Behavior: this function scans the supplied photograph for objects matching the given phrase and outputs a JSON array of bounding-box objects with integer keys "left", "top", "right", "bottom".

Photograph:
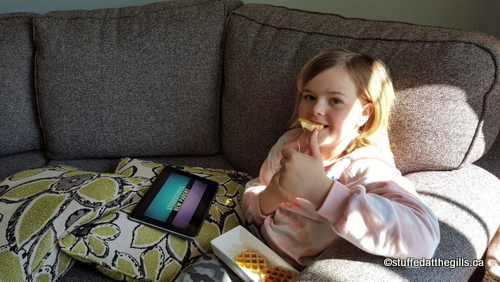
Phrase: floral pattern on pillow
[
  {"left": 0, "top": 166, "right": 146, "bottom": 281},
  {"left": 59, "top": 158, "right": 253, "bottom": 281}
]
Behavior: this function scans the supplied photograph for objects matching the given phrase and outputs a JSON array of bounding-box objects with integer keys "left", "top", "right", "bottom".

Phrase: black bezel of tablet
[{"left": 129, "top": 166, "right": 218, "bottom": 239}]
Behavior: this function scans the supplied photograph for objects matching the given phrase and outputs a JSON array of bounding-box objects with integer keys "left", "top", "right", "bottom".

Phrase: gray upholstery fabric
[
  {"left": 221, "top": 4, "right": 500, "bottom": 176},
  {"left": 475, "top": 133, "right": 500, "bottom": 179},
  {"left": 59, "top": 262, "right": 114, "bottom": 282},
  {"left": 1, "top": 2, "right": 499, "bottom": 281},
  {"left": 47, "top": 153, "right": 236, "bottom": 173},
  {"left": 296, "top": 165, "right": 500, "bottom": 282},
  {"left": 0, "top": 13, "right": 43, "bottom": 157},
  {"left": 0, "top": 151, "right": 47, "bottom": 181},
  {"left": 34, "top": 0, "right": 242, "bottom": 159}
]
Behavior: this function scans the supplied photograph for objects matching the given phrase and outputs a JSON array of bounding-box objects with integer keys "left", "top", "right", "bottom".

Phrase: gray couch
[{"left": 1, "top": 0, "right": 500, "bottom": 281}]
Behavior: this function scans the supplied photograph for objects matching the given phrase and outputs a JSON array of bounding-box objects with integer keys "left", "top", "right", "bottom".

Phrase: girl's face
[{"left": 298, "top": 66, "right": 372, "bottom": 160}]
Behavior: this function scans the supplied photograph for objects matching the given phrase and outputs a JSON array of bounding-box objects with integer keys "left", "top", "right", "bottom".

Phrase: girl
[{"left": 242, "top": 48, "right": 440, "bottom": 269}]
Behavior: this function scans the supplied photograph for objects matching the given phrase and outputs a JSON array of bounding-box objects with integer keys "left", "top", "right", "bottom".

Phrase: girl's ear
[{"left": 358, "top": 102, "right": 373, "bottom": 127}]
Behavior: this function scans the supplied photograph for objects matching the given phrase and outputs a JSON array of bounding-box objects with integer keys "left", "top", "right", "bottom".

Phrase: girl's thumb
[{"left": 308, "top": 130, "right": 322, "bottom": 159}]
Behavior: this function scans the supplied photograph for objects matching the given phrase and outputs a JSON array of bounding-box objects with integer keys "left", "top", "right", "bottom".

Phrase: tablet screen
[{"left": 129, "top": 166, "right": 218, "bottom": 238}]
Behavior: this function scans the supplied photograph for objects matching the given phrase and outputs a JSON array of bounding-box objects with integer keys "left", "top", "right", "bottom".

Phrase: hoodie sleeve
[
  {"left": 242, "top": 142, "right": 279, "bottom": 225},
  {"left": 242, "top": 130, "right": 299, "bottom": 225},
  {"left": 317, "top": 156, "right": 440, "bottom": 259}
]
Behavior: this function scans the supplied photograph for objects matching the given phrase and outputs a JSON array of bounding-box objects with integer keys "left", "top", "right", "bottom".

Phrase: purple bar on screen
[{"left": 171, "top": 180, "right": 207, "bottom": 228}]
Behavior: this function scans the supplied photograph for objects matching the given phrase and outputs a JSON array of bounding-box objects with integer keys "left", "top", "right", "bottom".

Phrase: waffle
[
  {"left": 298, "top": 118, "right": 324, "bottom": 131},
  {"left": 234, "top": 250, "right": 268, "bottom": 273},
  {"left": 262, "top": 267, "right": 297, "bottom": 282}
]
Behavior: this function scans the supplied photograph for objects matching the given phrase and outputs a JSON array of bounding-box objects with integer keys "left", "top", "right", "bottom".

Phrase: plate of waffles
[{"left": 211, "top": 226, "right": 299, "bottom": 281}]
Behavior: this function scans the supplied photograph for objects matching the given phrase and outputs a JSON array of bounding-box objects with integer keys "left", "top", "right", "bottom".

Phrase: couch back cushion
[
  {"left": 0, "top": 13, "right": 44, "bottom": 157},
  {"left": 34, "top": 0, "right": 242, "bottom": 159},
  {"left": 221, "top": 4, "right": 500, "bottom": 176}
]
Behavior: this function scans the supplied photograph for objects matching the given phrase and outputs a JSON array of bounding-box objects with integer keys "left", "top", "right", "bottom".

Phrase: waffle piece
[
  {"left": 234, "top": 250, "right": 268, "bottom": 273},
  {"left": 298, "top": 118, "right": 324, "bottom": 131},
  {"left": 262, "top": 267, "right": 297, "bottom": 282}
]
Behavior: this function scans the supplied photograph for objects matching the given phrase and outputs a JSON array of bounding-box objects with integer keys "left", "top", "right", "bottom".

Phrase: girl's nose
[{"left": 313, "top": 100, "right": 326, "bottom": 116}]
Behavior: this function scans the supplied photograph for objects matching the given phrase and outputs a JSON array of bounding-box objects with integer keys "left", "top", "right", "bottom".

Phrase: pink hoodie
[{"left": 243, "top": 129, "right": 440, "bottom": 268}]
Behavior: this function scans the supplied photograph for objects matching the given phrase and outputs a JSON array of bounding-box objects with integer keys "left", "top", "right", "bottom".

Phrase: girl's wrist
[
  {"left": 310, "top": 177, "right": 334, "bottom": 209},
  {"left": 259, "top": 185, "right": 284, "bottom": 215}
]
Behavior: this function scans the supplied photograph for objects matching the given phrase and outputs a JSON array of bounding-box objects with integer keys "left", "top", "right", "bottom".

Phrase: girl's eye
[
  {"left": 303, "top": 95, "right": 315, "bottom": 101},
  {"left": 331, "top": 98, "right": 343, "bottom": 104}
]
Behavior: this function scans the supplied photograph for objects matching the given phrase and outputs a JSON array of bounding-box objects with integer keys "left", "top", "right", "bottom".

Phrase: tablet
[{"left": 129, "top": 166, "right": 218, "bottom": 239}]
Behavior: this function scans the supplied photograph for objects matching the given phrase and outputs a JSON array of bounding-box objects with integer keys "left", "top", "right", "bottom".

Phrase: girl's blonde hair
[{"left": 291, "top": 48, "right": 395, "bottom": 154}]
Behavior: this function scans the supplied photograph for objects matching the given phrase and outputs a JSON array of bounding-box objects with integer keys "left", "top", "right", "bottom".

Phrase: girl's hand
[
  {"left": 279, "top": 130, "right": 333, "bottom": 208},
  {"left": 259, "top": 171, "right": 296, "bottom": 215},
  {"left": 269, "top": 171, "right": 297, "bottom": 202}
]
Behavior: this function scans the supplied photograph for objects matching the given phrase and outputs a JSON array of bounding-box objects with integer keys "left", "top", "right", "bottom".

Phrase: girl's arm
[
  {"left": 318, "top": 159, "right": 440, "bottom": 259},
  {"left": 277, "top": 130, "right": 439, "bottom": 259},
  {"left": 258, "top": 171, "right": 296, "bottom": 215},
  {"left": 242, "top": 130, "right": 299, "bottom": 225}
]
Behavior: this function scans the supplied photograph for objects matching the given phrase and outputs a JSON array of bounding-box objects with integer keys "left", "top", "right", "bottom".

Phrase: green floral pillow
[
  {"left": 59, "top": 158, "right": 253, "bottom": 281},
  {"left": 0, "top": 165, "right": 146, "bottom": 281}
]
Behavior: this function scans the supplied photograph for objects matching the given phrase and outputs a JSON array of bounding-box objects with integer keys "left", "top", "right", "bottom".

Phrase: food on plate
[
  {"left": 262, "top": 267, "right": 297, "bottom": 282},
  {"left": 234, "top": 250, "right": 268, "bottom": 273},
  {"left": 234, "top": 250, "right": 296, "bottom": 281}
]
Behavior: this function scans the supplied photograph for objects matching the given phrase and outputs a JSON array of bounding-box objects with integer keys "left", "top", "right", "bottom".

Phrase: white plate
[{"left": 211, "top": 225, "right": 299, "bottom": 282}]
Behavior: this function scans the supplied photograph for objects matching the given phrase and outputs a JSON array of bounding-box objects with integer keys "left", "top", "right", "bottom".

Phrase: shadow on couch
[
  {"left": 420, "top": 191, "right": 491, "bottom": 242},
  {"left": 299, "top": 221, "right": 479, "bottom": 282}
]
